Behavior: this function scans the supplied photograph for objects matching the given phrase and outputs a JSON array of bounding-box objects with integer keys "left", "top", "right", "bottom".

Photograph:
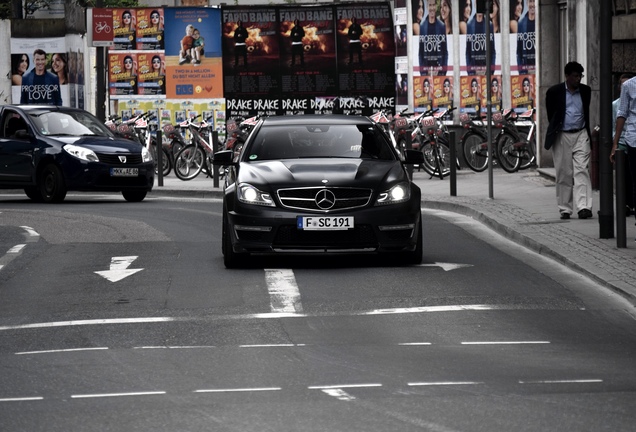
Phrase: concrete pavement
[{"left": 150, "top": 167, "right": 636, "bottom": 306}]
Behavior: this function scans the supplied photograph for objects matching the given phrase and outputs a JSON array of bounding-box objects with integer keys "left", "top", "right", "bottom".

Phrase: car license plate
[
  {"left": 297, "top": 216, "right": 354, "bottom": 230},
  {"left": 110, "top": 168, "right": 138, "bottom": 177}
]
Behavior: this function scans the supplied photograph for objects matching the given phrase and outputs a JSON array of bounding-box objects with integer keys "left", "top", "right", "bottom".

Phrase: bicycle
[
  {"left": 459, "top": 111, "right": 504, "bottom": 172},
  {"left": 416, "top": 107, "right": 459, "bottom": 179},
  {"left": 369, "top": 108, "right": 400, "bottom": 152},
  {"left": 173, "top": 114, "right": 218, "bottom": 181},
  {"left": 495, "top": 108, "right": 537, "bottom": 173}
]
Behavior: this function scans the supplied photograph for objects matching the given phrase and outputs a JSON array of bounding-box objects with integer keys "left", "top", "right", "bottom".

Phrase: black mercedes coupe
[{"left": 213, "top": 114, "right": 424, "bottom": 268}]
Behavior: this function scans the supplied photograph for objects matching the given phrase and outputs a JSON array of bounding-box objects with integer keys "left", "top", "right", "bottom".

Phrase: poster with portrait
[
  {"left": 136, "top": 8, "right": 165, "bottom": 50},
  {"left": 460, "top": 75, "right": 484, "bottom": 114},
  {"left": 10, "top": 37, "right": 68, "bottom": 106},
  {"left": 413, "top": 75, "right": 434, "bottom": 111},
  {"left": 511, "top": 74, "right": 535, "bottom": 114},
  {"left": 335, "top": 3, "right": 396, "bottom": 98},
  {"left": 433, "top": 75, "right": 453, "bottom": 110},
  {"left": 163, "top": 7, "right": 223, "bottom": 99},
  {"left": 510, "top": 0, "right": 536, "bottom": 75},
  {"left": 222, "top": 7, "right": 281, "bottom": 97},
  {"left": 489, "top": 74, "right": 503, "bottom": 112},
  {"left": 137, "top": 52, "right": 165, "bottom": 95},
  {"left": 109, "top": 52, "right": 137, "bottom": 95},
  {"left": 415, "top": 0, "right": 451, "bottom": 77},
  {"left": 278, "top": 6, "right": 337, "bottom": 97},
  {"left": 113, "top": 8, "right": 136, "bottom": 50},
  {"left": 460, "top": 0, "right": 500, "bottom": 76}
]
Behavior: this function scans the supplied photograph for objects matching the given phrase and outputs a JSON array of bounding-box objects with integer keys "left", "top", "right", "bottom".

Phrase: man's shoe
[
  {"left": 578, "top": 209, "right": 593, "bottom": 219},
  {"left": 560, "top": 213, "right": 570, "bottom": 220}
]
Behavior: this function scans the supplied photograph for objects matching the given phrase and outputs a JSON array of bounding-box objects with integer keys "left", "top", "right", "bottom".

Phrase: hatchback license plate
[
  {"left": 297, "top": 216, "right": 354, "bottom": 230},
  {"left": 110, "top": 168, "right": 138, "bottom": 177}
]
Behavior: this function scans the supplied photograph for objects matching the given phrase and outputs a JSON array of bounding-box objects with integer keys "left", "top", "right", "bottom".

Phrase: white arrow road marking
[
  {"left": 416, "top": 262, "right": 473, "bottom": 271},
  {"left": 95, "top": 256, "right": 143, "bottom": 282},
  {"left": 265, "top": 269, "right": 304, "bottom": 313}
]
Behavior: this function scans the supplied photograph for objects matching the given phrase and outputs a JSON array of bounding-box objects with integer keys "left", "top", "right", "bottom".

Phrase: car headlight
[
  {"left": 375, "top": 182, "right": 411, "bottom": 205},
  {"left": 238, "top": 183, "right": 275, "bottom": 207},
  {"left": 63, "top": 144, "right": 99, "bottom": 162},
  {"left": 141, "top": 146, "right": 153, "bottom": 163}
]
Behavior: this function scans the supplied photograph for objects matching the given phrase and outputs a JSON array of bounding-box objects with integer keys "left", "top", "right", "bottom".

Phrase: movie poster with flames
[
  {"left": 278, "top": 6, "right": 337, "bottom": 97},
  {"left": 222, "top": 8, "right": 281, "bottom": 97},
  {"left": 335, "top": 3, "right": 395, "bottom": 96}
]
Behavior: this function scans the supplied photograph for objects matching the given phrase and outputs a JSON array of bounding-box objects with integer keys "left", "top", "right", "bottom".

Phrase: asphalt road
[{"left": 1, "top": 194, "right": 636, "bottom": 431}]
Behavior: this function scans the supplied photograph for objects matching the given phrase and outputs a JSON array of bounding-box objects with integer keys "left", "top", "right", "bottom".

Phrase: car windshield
[
  {"left": 29, "top": 111, "right": 112, "bottom": 137},
  {"left": 246, "top": 124, "right": 396, "bottom": 161}
]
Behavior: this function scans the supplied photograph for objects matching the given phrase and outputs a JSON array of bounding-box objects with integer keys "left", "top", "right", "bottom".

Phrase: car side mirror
[
  {"left": 402, "top": 149, "right": 424, "bottom": 165},
  {"left": 14, "top": 129, "right": 31, "bottom": 140},
  {"left": 213, "top": 149, "right": 236, "bottom": 166}
]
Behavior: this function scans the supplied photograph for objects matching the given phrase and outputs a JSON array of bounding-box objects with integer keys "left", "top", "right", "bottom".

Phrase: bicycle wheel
[
  {"left": 496, "top": 132, "right": 521, "bottom": 173},
  {"left": 420, "top": 140, "right": 451, "bottom": 179},
  {"left": 518, "top": 136, "right": 536, "bottom": 170},
  {"left": 174, "top": 145, "right": 205, "bottom": 181},
  {"left": 461, "top": 131, "right": 489, "bottom": 172},
  {"left": 153, "top": 145, "right": 172, "bottom": 177}
]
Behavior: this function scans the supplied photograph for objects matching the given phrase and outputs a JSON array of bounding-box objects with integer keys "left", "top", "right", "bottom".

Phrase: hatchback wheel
[{"left": 39, "top": 164, "right": 67, "bottom": 203}]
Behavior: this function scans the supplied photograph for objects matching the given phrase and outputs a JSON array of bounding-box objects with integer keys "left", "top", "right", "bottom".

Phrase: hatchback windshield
[
  {"left": 29, "top": 111, "right": 112, "bottom": 137},
  {"left": 246, "top": 124, "right": 396, "bottom": 161}
]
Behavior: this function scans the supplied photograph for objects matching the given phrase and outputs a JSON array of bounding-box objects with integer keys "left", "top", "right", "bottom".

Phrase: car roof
[
  {"left": 260, "top": 114, "right": 374, "bottom": 127},
  {"left": 2, "top": 105, "right": 87, "bottom": 115}
]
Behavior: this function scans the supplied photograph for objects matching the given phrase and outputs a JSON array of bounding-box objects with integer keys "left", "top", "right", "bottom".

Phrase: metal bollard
[
  {"left": 212, "top": 130, "right": 219, "bottom": 188},
  {"left": 616, "top": 149, "right": 626, "bottom": 248},
  {"left": 449, "top": 131, "right": 456, "bottom": 196},
  {"left": 156, "top": 130, "right": 163, "bottom": 187}
]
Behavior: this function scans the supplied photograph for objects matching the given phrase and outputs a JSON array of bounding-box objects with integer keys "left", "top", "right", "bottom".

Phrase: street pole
[
  {"left": 599, "top": 4, "right": 613, "bottom": 238},
  {"left": 485, "top": 0, "right": 493, "bottom": 199},
  {"left": 95, "top": 0, "right": 106, "bottom": 122}
]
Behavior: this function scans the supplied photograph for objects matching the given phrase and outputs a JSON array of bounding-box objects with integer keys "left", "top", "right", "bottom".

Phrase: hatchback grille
[
  {"left": 277, "top": 187, "right": 372, "bottom": 212},
  {"left": 97, "top": 153, "right": 143, "bottom": 165}
]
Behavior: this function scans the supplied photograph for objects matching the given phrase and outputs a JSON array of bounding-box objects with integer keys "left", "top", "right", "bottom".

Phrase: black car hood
[
  {"left": 53, "top": 135, "right": 143, "bottom": 153},
  {"left": 237, "top": 159, "right": 406, "bottom": 189}
]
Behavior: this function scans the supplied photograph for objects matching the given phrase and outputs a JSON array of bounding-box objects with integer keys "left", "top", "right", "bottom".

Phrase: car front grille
[
  {"left": 277, "top": 187, "right": 372, "bottom": 212},
  {"left": 96, "top": 153, "right": 144, "bottom": 165},
  {"left": 273, "top": 224, "right": 377, "bottom": 248}
]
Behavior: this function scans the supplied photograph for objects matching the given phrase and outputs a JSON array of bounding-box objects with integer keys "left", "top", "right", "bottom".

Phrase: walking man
[{"left": 544, "top": 61, "right": 593, "bottom": 220}]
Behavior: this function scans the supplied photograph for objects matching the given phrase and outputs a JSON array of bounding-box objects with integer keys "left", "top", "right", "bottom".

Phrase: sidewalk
[{"left": 150, "top": 167, "right": 636, "bottom": 305}]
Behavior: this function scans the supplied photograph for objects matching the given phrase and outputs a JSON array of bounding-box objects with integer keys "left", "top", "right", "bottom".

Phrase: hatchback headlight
[
  {"left": 63, "top": 144, "right": 99, "bottom": 162},
  {"left": 238, "top": 183, "right": 275, "bottom": 207},
  {"left": 376, "top": 182, "right": 411, "bottom": 205}
]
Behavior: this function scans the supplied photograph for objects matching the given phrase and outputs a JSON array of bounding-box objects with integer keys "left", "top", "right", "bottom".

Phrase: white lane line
[
  {"left": 398, "top": 342, "right": 432, "bottom": 346},
  {"left": 322, "top": 389, "right": 356, "bottom": 401},
  {"left": 308, "top": 384, "right": 382, "bottom": 390},
  {"left": 0, "top": 397, "right": 44, "bottom": 402},
  {"left": 0, "top": 317, "right": 176, "bottom": 331},
  {"left": 408, "top": 382, "right": 483, "bottom": 386},
  {"left": 461, "top": 341, "right": 551, "bottom": 345},
  {"left": 194, "top": 387, "right": 281, "bottom": 393},
  {"left": 71, "top": 391, "right": 166, "bottom": 399},
  {"left": 20, "top": 226, "right": 40, "bottom": 238},
  {"left": 7, "top": 244, "right": 25, "bottom": 254},
  {"left": 265, "top": 269, "right": 304, "bottom": 314},
  {"left": 239, "top": 344, "right": 306, "bottom": 348},
  {"left": 15, "top": 347, "right": 108, "bottom": 355},
  {"left": 519, "top": 379, "right": 603, "bottom": 384}
]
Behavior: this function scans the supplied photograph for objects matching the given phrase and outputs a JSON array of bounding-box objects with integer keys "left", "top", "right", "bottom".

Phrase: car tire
[
  {"left": 223, "top": 213, "right": 246, "bottom": 269},
  {"left": 24, "top": 187, "right": 43, "bottom": 202},
  {"left": 39, "top": 164, "right": 67, "bottom": 203},
  {"left": 122, "top": 190, "right": 147, "bottom": 202}
]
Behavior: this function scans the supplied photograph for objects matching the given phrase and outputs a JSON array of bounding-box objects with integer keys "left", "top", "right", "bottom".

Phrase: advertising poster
[
  {"left": 460, "top": 75, "right": 484, "bottom": 114},
  {"left": 414, "top": 75, "right": 433, "bottom": 111},
  {"left": 108, "top": 52, "right": 137, "bottom": 95},
  {"left": 136, "top": 8, "right": 165, "bottom": 50},
  {"left": 335, "top": 3, "right": 396, "bottom": 98},
  {"left": 278, "top": 6, "right": 337, "bottom": 97},
  {"left": 433, "top": 75, "right": 453, "bottom": 110},
  {"left": 461, "top": 0, "right": 498, "bottom": 76},
  {"left": 163, "top": 7, "right": 223, "bottom": 99},
  {"left": 511, "top": 0, "right": 536, "bottom": 75},
  {"left": 489, "top": 74, "right": 503, "bottom": 112},
  {"left": 137, "top": 52, "right": 166, "bottom": 95},
  {"left": 416, "top": 0, "right": 450, "bottom": 77},
  {"left": 113, "top": 8, "right": 136, "bottom": 50},
  {"left": 10, "top": 37, "right": 68, "bottom": 106},
  {"left": 222, "top": 7, "right": 281, "bottom": 97},
  {"left": 511, "top": 74, "right": 535, "bottom": 114}
]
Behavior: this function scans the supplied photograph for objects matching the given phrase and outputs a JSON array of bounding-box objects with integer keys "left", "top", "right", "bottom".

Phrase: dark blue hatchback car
[{"left": 0, "top": 105, "right": 154, "bottom": 202}]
